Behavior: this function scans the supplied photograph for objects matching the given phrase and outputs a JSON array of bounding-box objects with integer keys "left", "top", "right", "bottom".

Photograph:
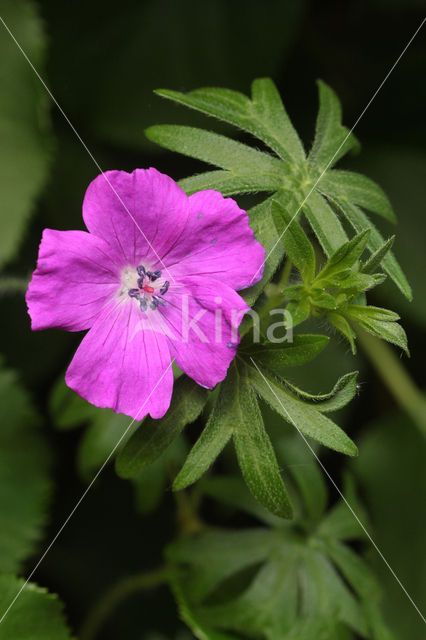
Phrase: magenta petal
[
  {"left": 165, "top": 189, "right": 265, "bottom": 290},
  {"left": 65, "top": 300, "right": 173, "bottom": 419},
  {"left": 160, "top": 276, "right": 249, "bottom": 389},
  {"left": 82, "top": 168, "right": 189, "bottom": 268},
  {"left": 26, "top": 229, "right": 120, "bottom": 331}
]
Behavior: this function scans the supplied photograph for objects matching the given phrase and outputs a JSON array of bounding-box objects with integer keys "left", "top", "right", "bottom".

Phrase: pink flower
[{"left": 26, "top": 168, "right": 264, "bottom": 419}]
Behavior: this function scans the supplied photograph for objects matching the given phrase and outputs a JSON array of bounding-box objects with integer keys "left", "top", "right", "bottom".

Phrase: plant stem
[
  {"left": 356, "top": 328, "right": 426, "bottom": 437},
  {"left": 79, "top": 566, "right": 170, "bottom": 640},
  {"left": 174, "top": 486, "right": 205, "bottom": 534}
]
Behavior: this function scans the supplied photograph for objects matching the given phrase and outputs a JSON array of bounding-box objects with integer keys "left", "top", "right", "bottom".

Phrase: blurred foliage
[
  {"left": 0, "top": 0, "right": 425, "bottom": 638},
  {"left": 0, "top": 0, "right": 52, "bottom": 268},
  {"left": 0, "top": 359, "right": 50, "bottom": 573}
]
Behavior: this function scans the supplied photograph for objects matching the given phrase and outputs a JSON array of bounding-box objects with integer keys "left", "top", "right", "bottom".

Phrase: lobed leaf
[
  {"left": 241, "top": 196, "right": 286, "bottom": 306},
  {"left": 156, "top": 77, "right": 305, "bottom": 165},
  {"left": 145, "top": 125, "right": 285, "bottom": 182},
  {"left": 361, "top": 236, "right": 394, "bottom": 274},
  {"left": 233, "top": 365, "right": 293, "bottom": 518},
  {"left": 281, "top": 371, "right": 359, "bottom": 413},
  {"left": 173, "top": 368, "right": 239, "bottom": 491},
  {"left": 247, "top": 334, "right": 329, "bottom": 370},
  {"left": 319, "top": 170, "right": 395, "bottom": 222},
  {"left": 272, "top": 198, "right": 316, "bottom": 282},
  {"left": 317, "top": 230, "right": 370, "bottom": 282},
  {"left": 0, "top": 575, "right": 74, "bottom": 639},
  {"left": 0, "top": 0, "right": 52, "bottom": 268},
  {"left": 248, "top": 363, "right": 357, "bottom": 456},
  {"left": 0, "top": 362, "right": 51, "bottom": 573},
  {"left": 328, "top": 197, "right": 411, "bottom": 299},
  {"left": 303, "top": 191, "right": 348, "bottom": 255},
  {"left": 308, "top": 80, "right": 359, "bottom": 171},
  {"left": 115, "top": 376, "right": 208, "bottom": 478},
  {"left": 179, "top": 169, "right": 280, "bottom": 196}
]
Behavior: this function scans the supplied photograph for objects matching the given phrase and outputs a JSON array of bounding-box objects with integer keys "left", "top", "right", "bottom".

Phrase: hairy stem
[
  {"left": 79, "top": 566, "right": 170, "bottom": 640},
  {"left": 357, "top": 328, "right": 426, "bottom": 436}
]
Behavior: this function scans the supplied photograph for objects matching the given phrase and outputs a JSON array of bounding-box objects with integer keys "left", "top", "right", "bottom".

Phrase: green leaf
[
  {"left": 344, "top": 304, "right": 400, "bottom": 323},
  {"left": 319, "top": 170, "right": 395, "bottom": 222},
  {"left": 157, "top": 77, "right": 305, "bottom": 165},
  {"left": 282, "top": 371, "right": 359, "bottom": 413},
  {"left": 272, "top": 198, "right": 316, "bottom": 282},
  {"left": 0, "top": 575, "right": 74, "bottom": 639},
  {"left": 250, "top": 77, "right": 305, "bottom": 163},
  {"left": 145, "top": 125, "right": 285, "bottom": 182},
  {"left": 317, "top": 230, "right": 370, "bottom": 281},
  {"left": 328, "top": 312, "right": 357, "bottom": 354},
  {"left": 308, "top": 80, "right": 359, "bottom": 171},
  {"left": 133, "top": 436, "right": 188, "bottom": 514},
  {"left": 329, "top": 197, "right": 412, "bottom": 299},
  {"left": 324, "top": 540, "right": 379, "bottom": 601},
  {"left": 282, "top": 284, "right": 305, "bottom": 300},
  {"left": 241, "top": 196, "right": 286, "bottom": 305},
  {"left": 0, "top": 361, "right": 51, "bottom": 573},
  {"left": 303, "top": 191, "right": 348, "bottom": 256},
  {"left": 77, "top": 411, "right": 139, "bottom": 479},
  {"left": 173, "top": 369, "right": 239, "bottom": 491},
  {"left": 317, "top": 473, "right": 370, "bottom": 542},
  {"left": 337, "top": 272, "right": 378, "bottom": 292},
  {"left": 179, "top": 169, "right": 279, "bottom": 196},
  {"left": 167, "top": 528, "right": 276, "bottom": 604},
  {"left": 246, "top": 334, "right": 329, "bottom": 369},
  {"left": 0, "top": 0, "right": 52, "bottom": 267},
  {"left": 49, "top": 377, "right": 97, "bottom": 430},
  {"left": 310, "top": 290, "right": 338, "bottom": 310},
  {"left": 201, "top": 476, "right": 284, "bottom": 527},
  {"left": 278, "top": 437, "right": 328, "bottom": 522},
  {"left": 115, "top": 376, "right": 208, "bottom": 478},
  {"left": 286, "top": 298, "right": 310, "bottom": 328},
  {"left": 233, "top": 365, "right": 293, "bottom": 518},
  {"left": 248, "top": 363, "right": 357, "bottom": 456},
  {"left": 355, "top": 317, "right": 409, "bottom": 355},
  {"left": 361, "top": 236, "right": 395, "bottom": 274}
]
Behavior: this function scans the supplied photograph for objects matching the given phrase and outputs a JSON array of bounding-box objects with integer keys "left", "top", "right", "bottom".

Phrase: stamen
[
  {"left": 160, "top": 281, "right": 170, "bottom": 295},
  {"left": 148, "top": 269, "right": 162, "bottom": 281},
  {"left": 127, "top": 265, "right": 169, "bottom": 314}
]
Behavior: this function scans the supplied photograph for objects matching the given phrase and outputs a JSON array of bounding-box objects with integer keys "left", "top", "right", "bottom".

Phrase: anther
[
  {"left": 150, "top": 299, "right": 159, "bottom": 310},
  {"left": 160, "top": 281, "right": 169, "bottom": 295},
  {"left": 140, "top": 297, "right": 148, "bottom": 311},
  {"left": 136, "top": 265, "right": 146, "bottom": 276},
  {"left": 148, "top": 269, "right": 162, "bottom": 281},
  {"left": 128, "top": 288, "right": 140, "bottom": 299}
]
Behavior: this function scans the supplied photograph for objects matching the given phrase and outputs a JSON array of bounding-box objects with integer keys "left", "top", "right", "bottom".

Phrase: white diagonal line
[
  {"left": 249, "top": 357, "right": 426, "bottom": 625},
  {"left": 0, "top": 359, "right": 174, "bottom": 626},
  {"left": 0, "top": 16, "right": 175, "bottom": 283},
  {"left": 250, "top": 16, "right": 426, "bottom": 285}
]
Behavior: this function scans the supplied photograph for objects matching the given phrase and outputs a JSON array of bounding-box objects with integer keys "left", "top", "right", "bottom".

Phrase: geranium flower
[{"left": 26, "top": 168, "right": 264, "bottom": 420}]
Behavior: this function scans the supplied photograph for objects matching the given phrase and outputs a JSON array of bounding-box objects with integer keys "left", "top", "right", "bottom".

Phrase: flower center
[{"left": 126, "top": 264, "right": 169, "bottom": 312}]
